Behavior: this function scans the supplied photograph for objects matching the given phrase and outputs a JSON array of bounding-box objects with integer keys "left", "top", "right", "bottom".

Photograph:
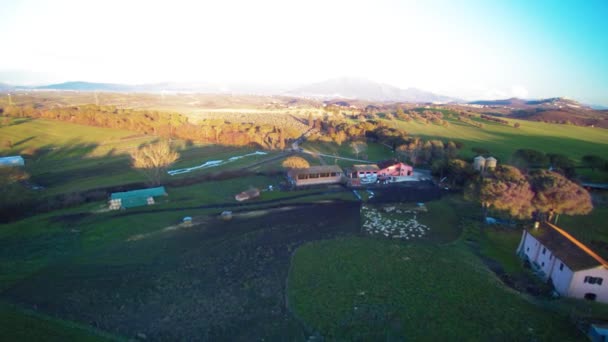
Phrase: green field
[
  {"left": 0, "top": 198, "right": 360, "bottom": 340},
  {"left": 301, "top": 140, "right": 395, "bottom": 166},
  {"left": 1, "top": 109, "right": 608, "bottom": 339},
  {"left": 288, "top": 237, "right": 583, "bottom": 340},
  {"left": 388, "top": 114, "right": 608, "bottom": 163},
  {"left": 0, "top": 302, "right": 112, "bottom": 341},
  {"left": 0, "top": 117, "right": 273, "bottom": 196}
]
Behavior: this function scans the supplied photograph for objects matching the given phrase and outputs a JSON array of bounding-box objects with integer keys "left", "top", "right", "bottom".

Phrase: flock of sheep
[{"left": 361, "top": 205, "right": 430, "bottom": 240}]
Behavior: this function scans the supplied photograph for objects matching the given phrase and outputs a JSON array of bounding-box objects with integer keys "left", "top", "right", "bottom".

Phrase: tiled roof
[{"left": 528, "top": 222, "right": 608, "bottom": 271}]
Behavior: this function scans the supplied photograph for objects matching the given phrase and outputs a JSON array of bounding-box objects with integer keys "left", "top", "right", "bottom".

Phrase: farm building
[
  {"left": 348, "top": 164, "right": 380, "bottom": 184},
  {"left": 473, "top": 156, "right": 486, "bottom": 171},
  {"left": 377, "top": 159, "right": 414, "bottom": 177},
  {"left": 109, "top": 186, "right": 167, "bottom": 210},
  {"left": 517, "top": 221, "right": 608, "bottom": 303},
  {"left": 485, "top": 156, "right": 497, "bottom": 170},
  {"left": 0, "top": 155, "right": 24, "bottom": 167},
  {"left": 287, "top": 165, "right": 344, "bottom": 187}
]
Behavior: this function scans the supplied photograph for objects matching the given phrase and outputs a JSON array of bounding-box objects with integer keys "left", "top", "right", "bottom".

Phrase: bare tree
[
  {"left": 131, "top": 141, "right": 180, "bottom": 185},
  {"left": 351, "top": 141, "right": 367, "bottom": 159}
]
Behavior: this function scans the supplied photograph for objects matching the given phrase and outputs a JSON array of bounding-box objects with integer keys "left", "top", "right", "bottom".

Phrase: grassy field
[
  {"left": 0, "top": 117, "right": 274, "bottom": 197},
  {"left": 288, "top": 193, "right": 608, "bottom": 340},
  {"left": 300, "top": 140, "right": 395, "bottom": 166},
  {"left": 1, "top": 103, "right": 607, "bottom": 340},
  {"left": 299, "top": 113, "right": 608, "bottom": 180},
  {"left": 0, "top": 302, "right": 113, "bottom": 341},
  {"left": 388, "top": 113, "right": 608, "bottom": 163},
  {"left": 288, "top": 237, "right": 583, "bottom": 340},
  {"left": 1, "top": 199, "right": 360, "bottom": 340}
]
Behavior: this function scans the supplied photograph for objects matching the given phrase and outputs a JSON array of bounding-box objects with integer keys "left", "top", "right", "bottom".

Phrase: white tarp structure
[{"left": 167, "top": 151, "right": 267, "bottom": 176}]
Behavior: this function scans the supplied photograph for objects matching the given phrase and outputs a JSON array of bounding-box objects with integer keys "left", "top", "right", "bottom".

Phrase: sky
[{"left": 0, "top": 0, "right": 607, "bottom": 104}]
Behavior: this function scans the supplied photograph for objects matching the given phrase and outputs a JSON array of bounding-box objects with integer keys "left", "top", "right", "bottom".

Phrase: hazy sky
[{"left": 1, "top": 0, "right": 607, "bottom": 104}]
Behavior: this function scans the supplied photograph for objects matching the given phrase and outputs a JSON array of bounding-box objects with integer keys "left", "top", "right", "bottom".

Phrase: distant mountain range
[
  {"left": 284, "top": 77, "right": 459, "bottom": 103},
  {"left": 1, "top": 78, "right": 459, "bottom": 103},
  {"left": 468, "top": 97, "right": 592, "bottom": 110},
  {"left": 1, "top": 79, "right": 605, "bottom": 110}
]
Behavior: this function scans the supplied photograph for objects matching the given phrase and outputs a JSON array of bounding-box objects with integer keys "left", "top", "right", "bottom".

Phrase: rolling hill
[{"left": 468, "top": 97, "right": 608, "bottom": 128}]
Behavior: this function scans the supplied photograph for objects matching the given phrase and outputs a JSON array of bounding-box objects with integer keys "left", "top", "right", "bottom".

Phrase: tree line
[{"left": 0, "top": 104, "right": 296, "bottom": 150}]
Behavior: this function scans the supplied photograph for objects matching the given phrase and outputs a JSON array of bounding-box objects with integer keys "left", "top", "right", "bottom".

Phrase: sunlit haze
[{"left": 1, "top": 0, "right": 607, "bottom": 104}]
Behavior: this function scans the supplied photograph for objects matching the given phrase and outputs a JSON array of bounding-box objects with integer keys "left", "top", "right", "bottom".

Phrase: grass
[
  {"left": 480, "top": 228, "right": 528, "bottom": 274},
  {"left": 417, "top": 195, "right": 462, "bottom": 243},
  {"left": 288, "top": 237, "right": 583, "bottom": 340},
  {"left": 0, "top": 302, "right": 113, "bottom": 341},
  {"left": 301, "top": 141, "right": 395, "bottom": 164},
  {"left": 391, "top": 113, "right": 608, "bottom": 161},
  {"left": 0, "top": 199, "right": 361, "bottom": 340},
  {"left": 0, "top": 117, "right": 276, "bottom": 197},
  {"left": 550, "top": 200, "right": 608, "bottom": 259}
]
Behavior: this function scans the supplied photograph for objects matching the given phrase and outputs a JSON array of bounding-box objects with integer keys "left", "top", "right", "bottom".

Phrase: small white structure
[
  {"left": 0, "top": 155, "right": 24, "bottom": 167},
  {"left": 473, "top": 156, "right": 486, "bottom": 171},
  {"left": 485, "top": 156, "right": 497, "bottom": 170},
  {"left": 517, "top": 222, "right": 608, "bottom": 303}
]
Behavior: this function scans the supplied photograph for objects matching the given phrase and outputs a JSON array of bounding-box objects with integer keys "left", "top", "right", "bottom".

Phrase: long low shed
[
  {"left": 287, "top": 165, "right": 344, "bottom": 187},
  {"left": 109, "top": 186, "right": 167, "bottom": 210}
]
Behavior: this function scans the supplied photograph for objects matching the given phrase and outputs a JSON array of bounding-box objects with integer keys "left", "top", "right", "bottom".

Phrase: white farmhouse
[{"left": 517, "top": 222, "right": 608, "bottom": 303}]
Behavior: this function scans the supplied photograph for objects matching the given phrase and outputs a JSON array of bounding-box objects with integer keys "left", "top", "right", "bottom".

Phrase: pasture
[
  {"left": 0, "top": 301, "right": 112, "bottom": 341},
  {"left": 388, "top": 113, "right": 608, "bottom": 163},
  {"left": 0, "top": 117, "right": 274, "bottom": 197},
  {"left": 1, "top": 99, "right": 607, "bottom": 340},
  {"left": 288, "top": 237, "right": 583, "bottom": 340},
  {"left": 1, "top": 201, "right": 360, "bottom": 340}
]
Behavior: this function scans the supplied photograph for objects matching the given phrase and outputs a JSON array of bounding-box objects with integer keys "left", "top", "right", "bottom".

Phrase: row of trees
[
  {"left": 510, "top": 148, "right": 608, "bottom": 177},
  {"left": 0, "top": 104, "right": 297, "bottom": 150},
  {"left": 480, "top": 114, "right": 510, "bottom": 125},
  {"left": 307, "top": 116, "right": 463, "bottom": 165}
]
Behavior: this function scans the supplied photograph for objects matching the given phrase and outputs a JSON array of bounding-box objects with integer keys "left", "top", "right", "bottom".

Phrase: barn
[
  {"left": 377, "top": 159, "right": 413, "bottom": 177},
  {"left": 109, "top": 186, "right": 167, "bottom": 210},
  {"left": 346, "top": 164, "right": 380, "bottom": 186},
  {"left": 287, "top": 165, "right": 344, "bottom": 187},
  {"left": 0, "top": 155, "right": 24, "bottom": 167}
]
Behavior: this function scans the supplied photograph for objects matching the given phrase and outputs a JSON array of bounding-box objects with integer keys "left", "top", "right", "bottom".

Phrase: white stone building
[{"left": 517, "top": 222, "right": 608, "bottom": 303}]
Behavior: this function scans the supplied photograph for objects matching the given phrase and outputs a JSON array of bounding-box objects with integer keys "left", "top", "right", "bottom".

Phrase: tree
[
  {"left": 277, "top": 129, "right": 286, "bottom": 150},
  {"left": 582, "top": 155, "right": 605, "bottom": 172},
  {"left": 351, "top": 141, "right": 367, "bottom": 159},
  {"left": 131, "top": 141, "right": 180, "bottom": 185},
  {"left": 547, "top": 153, "right": 575, "bottom": 178},
  {"left": 446, "top": 159, "right": 476, "bottom": 187},
  {"left": 282, "top": 156, "right": 310, "bottom": 169},
  {"left": 511, "top": 149, "right": 548, "bottom": 169},
  {"left": 529, "top": 170, "right": 593, "bottom": 217},
  {"left": 396, "top": 106, "right": 405, "bottom": 118},
  {"left": 466, "top": 165, "right": 535, "bottom": 219}
]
